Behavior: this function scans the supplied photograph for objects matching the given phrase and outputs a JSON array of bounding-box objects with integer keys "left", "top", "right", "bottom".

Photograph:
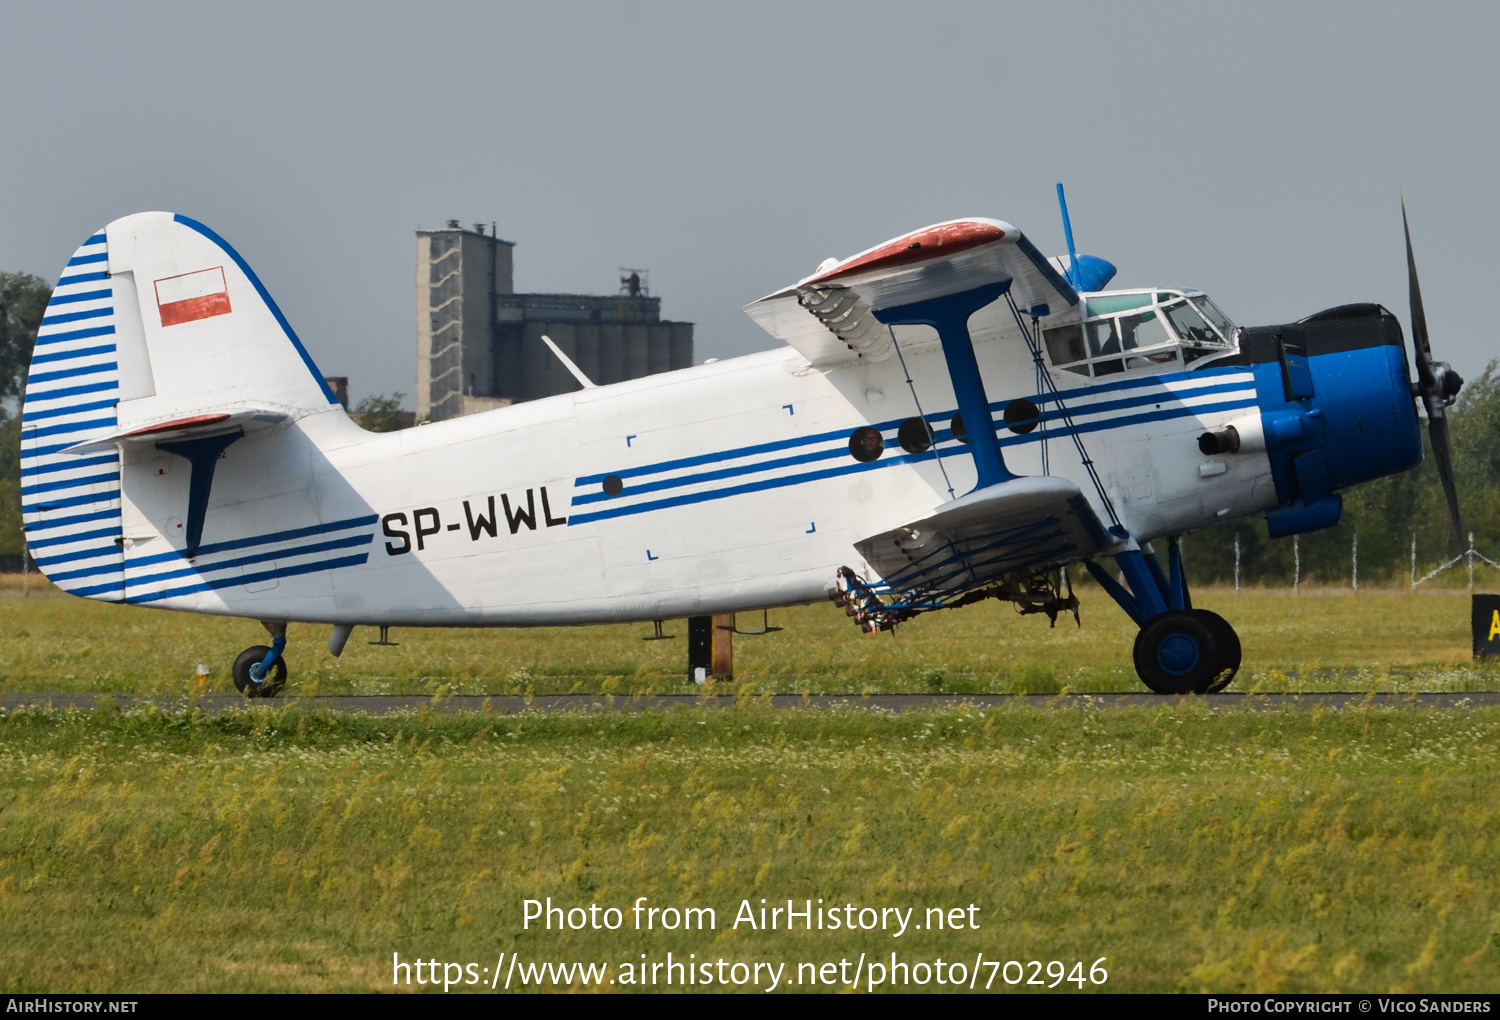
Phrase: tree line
[{"left": 1, "top": 269, "right": 1495, "bottom": 583}]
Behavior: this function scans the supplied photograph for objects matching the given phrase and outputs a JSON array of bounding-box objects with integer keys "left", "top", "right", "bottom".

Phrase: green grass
[
  {"left": 1, "top": 702, "right": 1498, "bottom": 992},
  {"left": 4, "top": 576, "right": 1497, "bottom": 992},
  {"left": 1, "top": 575, "right": 1496, "bottom": 696}
]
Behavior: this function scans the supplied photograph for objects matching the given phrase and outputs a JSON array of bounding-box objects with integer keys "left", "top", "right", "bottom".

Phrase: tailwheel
[
  {"left": 1132, "top": 609, "right": 1239, "bottom": 695},
  {"left": 233, "top": 644, "right": 287, "bottom": 698}
]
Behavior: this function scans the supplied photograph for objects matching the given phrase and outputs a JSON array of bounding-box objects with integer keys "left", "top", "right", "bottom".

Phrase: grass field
[
  {"left": 1, "top": 575, "right": 1495, "bottom": 697},
  {"left": 3, "top": 578, "right": 1500, "bottom": 994},
  {"left": 1, "top": 701, "right": 1498, "bottom": 993}
]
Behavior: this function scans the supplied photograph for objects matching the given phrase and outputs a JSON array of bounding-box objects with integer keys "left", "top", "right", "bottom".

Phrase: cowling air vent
[{"left": 797, "top": 286, "right": 893, "bottom": 361}]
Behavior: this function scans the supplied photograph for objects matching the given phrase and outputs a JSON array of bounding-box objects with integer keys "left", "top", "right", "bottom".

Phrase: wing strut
[{"left": 873, "top": 282, "right": 1015, "bottom": 490}]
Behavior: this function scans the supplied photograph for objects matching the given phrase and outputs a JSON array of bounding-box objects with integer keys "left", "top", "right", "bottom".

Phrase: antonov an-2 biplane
[{"left": 20, "top": 190, "right": 1463, "bottom": 695}]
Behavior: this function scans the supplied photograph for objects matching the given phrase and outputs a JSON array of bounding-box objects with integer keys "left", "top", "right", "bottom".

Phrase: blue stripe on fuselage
[
  {"left": 567, "top": 394, "right": 1258, "bottom": 525},
  {"left": 568, "top": 377, "right": 1257, "bottom": 521},
  {"left": 573, "top": 365, "right": 1253, "bottom": 489}
]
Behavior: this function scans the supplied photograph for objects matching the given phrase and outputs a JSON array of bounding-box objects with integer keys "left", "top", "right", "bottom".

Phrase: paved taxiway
[{"left": 2, "top": 692, "right": 1497, "bottom": 714}]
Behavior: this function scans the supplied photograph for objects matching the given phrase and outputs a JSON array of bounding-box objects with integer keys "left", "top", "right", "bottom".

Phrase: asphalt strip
[{"left": 2, "top": 692, "right": 1499, "bottom": 714}]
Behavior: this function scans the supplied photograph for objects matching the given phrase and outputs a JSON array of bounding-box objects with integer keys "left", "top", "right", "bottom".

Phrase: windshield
[
  {"left": 1189, "top": 296, "right": 1235, "bottom": 339},
  {"left": 1162, "top": 300, "right": 1219, "bottom": 344}
]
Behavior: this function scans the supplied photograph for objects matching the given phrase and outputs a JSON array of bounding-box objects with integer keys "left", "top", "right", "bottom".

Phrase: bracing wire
[
  {"left": 1006, "top": 294, "right": 1121, "bottom": 529},
  {"left": 889, "top": 325, "right": 956, "bottom": 500}
]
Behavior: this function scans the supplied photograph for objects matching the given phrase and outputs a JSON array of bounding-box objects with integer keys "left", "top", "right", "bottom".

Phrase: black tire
[
  {"left": 1132, "top": 610, "right": 1227, "bottom": 695},
  {"left": 232, "top": 645, "right": 287, "bottom": 698},
  {"left": 1192, "top": 608, "right": 1242, "bottom": 692}
]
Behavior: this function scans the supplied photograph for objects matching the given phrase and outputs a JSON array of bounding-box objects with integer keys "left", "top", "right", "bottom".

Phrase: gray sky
[{"left": 3, "top": 1, "right": 1497, "bottom": 405}]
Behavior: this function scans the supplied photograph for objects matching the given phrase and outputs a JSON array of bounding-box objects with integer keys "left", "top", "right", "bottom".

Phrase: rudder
[{"left": 21, "top": 228, "right": 127, "bottom": 599}]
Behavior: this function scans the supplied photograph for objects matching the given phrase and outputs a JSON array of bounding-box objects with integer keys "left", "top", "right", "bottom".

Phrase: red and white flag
[{"left": 154, "top": 267, "right": 232, "bottom": 327}]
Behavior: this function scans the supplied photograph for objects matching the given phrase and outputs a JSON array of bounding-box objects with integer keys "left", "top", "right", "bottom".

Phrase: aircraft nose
[{"left": 1435, "top": 361, "right": 1463, "bottom": 403}]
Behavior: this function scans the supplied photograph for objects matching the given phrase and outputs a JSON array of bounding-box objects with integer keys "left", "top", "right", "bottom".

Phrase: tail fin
[
  {"left": 95, "top": 212, "right": 336, "bottom": 420},
  {"left": 20, "top": 213, "right": 338, "bottom": 599}
]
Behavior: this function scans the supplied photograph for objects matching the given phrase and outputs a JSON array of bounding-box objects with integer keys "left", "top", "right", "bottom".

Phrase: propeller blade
[
  {"left": 1403, "top": 199, "right": 1434, "bottom": 383},
  {"left": 1402, "top": 199, "right": 1465, "bottom": 547},
  {"left": 1428, "top": 412, "right": 1465, "bottom": 549}
]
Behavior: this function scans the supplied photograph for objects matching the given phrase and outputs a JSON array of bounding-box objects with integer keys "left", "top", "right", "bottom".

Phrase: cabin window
[
  {"left": 849, "top": 426, "right": 885, "bottom": 462},
  {"left": 1003, "top": 398, "right": 1041, "bottom": 434},
  {"left": 897, "top": 417, "right": 935, "bottom": 454},
  {"left": 949, "top": 412, "right": 969, "bottom": 444}
]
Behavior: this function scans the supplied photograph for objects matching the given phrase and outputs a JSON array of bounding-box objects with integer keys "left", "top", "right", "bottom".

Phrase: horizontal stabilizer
[
  {"left": 744, "top": 218, "right": 1078, "bottom": 366},
  {"left": 61, "top": 408, "right": 289, "bottom": 455},
  {"left": 854, "top": 476, "right": 1109, "bottom": 595}
]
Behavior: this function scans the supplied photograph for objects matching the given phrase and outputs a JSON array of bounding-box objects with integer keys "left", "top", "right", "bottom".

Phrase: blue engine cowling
[{"left": 1227, "top": 304, "right": 1423, "bottom": 537}]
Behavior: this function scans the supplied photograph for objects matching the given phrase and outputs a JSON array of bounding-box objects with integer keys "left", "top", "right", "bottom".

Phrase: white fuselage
[{"left": 118, "top": 332, "right": 1275, "bottom": 626}]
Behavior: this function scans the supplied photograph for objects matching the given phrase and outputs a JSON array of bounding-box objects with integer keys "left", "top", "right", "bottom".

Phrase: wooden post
[
  {"left": 711, "top": 614, "right": 734, "bottom": 678},
  {"left": 687, "top": 616, "right": 712, "bottom": 683}
]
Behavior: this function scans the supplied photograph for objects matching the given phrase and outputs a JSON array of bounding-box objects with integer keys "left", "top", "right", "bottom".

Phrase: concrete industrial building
[{"left": 415, "top": 222, "right": 693, "bottom": 421}]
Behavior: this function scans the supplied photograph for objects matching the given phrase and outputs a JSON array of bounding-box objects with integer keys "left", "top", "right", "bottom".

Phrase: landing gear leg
[
  {"left": 1085, "top": 537, "right": 1241, "bottom": 694},
  {"left": 233, "top": 622, "right": 288, "bottom": 698}
]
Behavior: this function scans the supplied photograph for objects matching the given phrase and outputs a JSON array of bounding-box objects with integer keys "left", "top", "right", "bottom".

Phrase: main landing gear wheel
[
  {"left": 233, "top": 645, "right": 287, "bottom": 698},
  {"left": 1132, "top": 609, "right": 1240, "bottom": 695},
  {"left": 1193, "top": 608, "right": 1241, "bottom": 692}
]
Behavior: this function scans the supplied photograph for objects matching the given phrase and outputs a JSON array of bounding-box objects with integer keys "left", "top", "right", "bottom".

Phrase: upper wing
[
  {"left": 854, "top": 475, "right": 1109, "bottom": 596},
  {"left": 743, "top": 218, "right": 1079, "bottom": 366}
]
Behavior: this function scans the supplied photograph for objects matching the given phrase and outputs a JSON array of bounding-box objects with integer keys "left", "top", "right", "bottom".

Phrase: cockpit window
[
  {"left": 1162, "top": 301, "right": 1218, "bottom": 344},
  {"left": 1088, "top": 319, "right": 1121, "bottom": 358},
  {"left": 1043, "top": 290, "right": 1234, "bottom": 378},
  {"left": 1087, "top": 319, "right": 1124, "bottom": 376},
  {"left": 1189, "top": 296, "right": 1235, "bottom": 339},
  {"left": 1042, "top": 323, "right": 1089, "bottom": 376},
  {"left": 1082, "top": 293, "right": 1154, "bottom": 316},
  {"left": 1120, "top": 310, "right": 1170, "bottom": 350}
]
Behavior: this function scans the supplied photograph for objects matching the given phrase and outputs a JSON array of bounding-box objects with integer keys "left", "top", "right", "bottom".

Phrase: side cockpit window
[{"left": 1043, "top": 323, "right": 1089, "bottom": 376}]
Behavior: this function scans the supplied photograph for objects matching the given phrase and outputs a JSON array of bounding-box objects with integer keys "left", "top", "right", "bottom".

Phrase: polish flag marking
[{"left": 155, "top": 267, "right": 231, "bottom": 327}]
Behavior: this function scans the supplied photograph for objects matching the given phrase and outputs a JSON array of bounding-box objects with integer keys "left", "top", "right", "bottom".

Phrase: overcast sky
[{"left": 3, "top": 1, "right": 1497, "bottom": 405}]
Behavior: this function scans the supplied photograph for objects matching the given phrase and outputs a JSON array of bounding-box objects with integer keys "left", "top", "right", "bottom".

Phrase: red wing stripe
[
  {"left": 808, "top": 221, "right": 1006, "bottom": 284},
  {"left": 125, "top": 414, "right": 232, "bottom": 436}
]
